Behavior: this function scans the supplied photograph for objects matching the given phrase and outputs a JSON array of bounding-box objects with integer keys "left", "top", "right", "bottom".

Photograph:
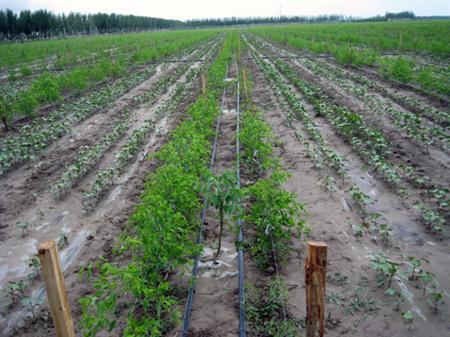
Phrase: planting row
[
  {"left": 0, "top": 37, "right": 218, "bottom": 176},
  {"left": 79, "top": 35, "right": 232, "bottom": 336},
  {"left": 82, "top": 45, "right": 219, "bottom": 212},
  {"left": 238, "top": 56, "right": 307, "bottom": 335},
  {"left": 0, "top": 29, "right": 219, "bottom": 70},
  {"left": 243, "top": 36, "right": 446, "bottom": 331},
  {"left": 250, "top": 23, "right": 450, "bottom": 97},
  {"left": 0, "top": 35, "right": 223, "bottom": 332},
  {"left": 246, "top": 38, "right": 398, "bottom": 250},
  {"left": 255, "top": 37, "right": 450, "bottom": 147},
  {"left": 246, "top": 37, "right": 447, "bottom": 234},
  {"left": 0, "top": 31, "right": 218, "bottom": 131}
]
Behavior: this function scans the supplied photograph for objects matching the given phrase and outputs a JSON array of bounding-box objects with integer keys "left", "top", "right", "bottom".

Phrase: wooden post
[
  {"left": 38, "top": 240, "right": 75, "bottom": 337},
  {"left": 201, "top": 74, "right": 207, "bottom": 95},
  {"left": 242, "top": 70, "right": 249, "bottom": 103},
  {"left": 305, "top": 241, "right": 327, "bottom": 337}
]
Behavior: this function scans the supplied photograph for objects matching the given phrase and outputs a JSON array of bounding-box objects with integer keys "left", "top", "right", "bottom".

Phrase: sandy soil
[
  {"left": 254, "top": 36, "right": 449, "bottom": 183},
  {"left": 1, "top": 33, "right": 448, "bottom": 337},
  {"left": 243, "top": 39, "right": 450, "bottom": 337},
  {"left": 0, "top": 38, "right": 219, "bottom": 336}
]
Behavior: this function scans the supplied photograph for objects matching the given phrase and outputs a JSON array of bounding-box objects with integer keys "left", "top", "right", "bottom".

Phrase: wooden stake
[
  {"left": 305, "top": 241, "right": 327, "bottom": 337},
  {"left": 38, "top": 240, "right": 75, "bottom": 337},
  {"left": 242, "top": 70, "right": 249, "bottom": 103}
]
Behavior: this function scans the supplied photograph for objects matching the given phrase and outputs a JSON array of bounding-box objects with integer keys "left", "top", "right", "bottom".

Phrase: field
[{"left": 0, "top": 20, "right": 449, "bottom": 337}]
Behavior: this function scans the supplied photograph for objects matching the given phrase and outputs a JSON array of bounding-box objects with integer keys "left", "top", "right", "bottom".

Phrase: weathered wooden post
[
  {"left": 38, "top": 240, "right": 75, "bottom": 337},
  {"left": 242, "top": 70, "right": 249, "bottom": 102},
  {"left": 305, "top": 241, "right": 327, "bottom": 337}
]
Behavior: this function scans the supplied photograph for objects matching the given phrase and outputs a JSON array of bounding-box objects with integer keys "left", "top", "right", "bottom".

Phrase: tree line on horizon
[
  {"left": 0, "top": 9, "right": 182, "bottom": 39},
  {"left": 0, "top": 9, "right": 439, "bottom": 41}
]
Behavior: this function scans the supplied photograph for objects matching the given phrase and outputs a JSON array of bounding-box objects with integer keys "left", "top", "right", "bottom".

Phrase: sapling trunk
[
  {"left": 395, "top": 295, "right": 401, "bottom": 312},
  {"left": 388, "top": 272, "right": 394, "bottom": 288},
  {"left": 215, "top": 206, "right": 224, "bottom": 261}
]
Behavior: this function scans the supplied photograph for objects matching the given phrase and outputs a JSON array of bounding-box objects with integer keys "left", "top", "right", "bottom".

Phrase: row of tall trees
[
  {"left": 186, "top": 15, "right": 350, "bottom": 27},
  {"left": 0, "top": 9, "right": 182, "bottom": 39},
  {"left": 0, "top": 9, "right": 426, "bottom": 40},
  {"left": 359, "top": 11, "right": 416, "bottom": 22}
]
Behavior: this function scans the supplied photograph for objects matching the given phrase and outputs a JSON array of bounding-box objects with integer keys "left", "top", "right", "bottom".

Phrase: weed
[
  {"left": 246, "top": 278, "right": 299, "bottom": 337},
  {"left": 327, "top": 291, "right": 345, "bottom": 305},
  {"left": 245, "top": 171, "right": 306, "bottom": 270},
  {"left": 31, "top": 72, "right": 60, "bottom": 103},
  {"left": 327, "top": 271, "right": 349, "bottom": 286},
  {"left": 19, "top": 65, "right": 32, "bottom": 77},
  {"left": 384, "top": 57, "right": 413, "bottom": 83}
]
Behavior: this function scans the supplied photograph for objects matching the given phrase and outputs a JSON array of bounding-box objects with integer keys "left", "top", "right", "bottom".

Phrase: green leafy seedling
[
  {"left": 28, "top": 254, "right": 41, "bottom": 279},
  {"left": 352, "top": 223, "right": 364, "bottom": 238},
  {"left": 418, "top": 270, "right": 436, "bottom": 297},
  {"left": 402, "top": 310, "right": 414, "bottom": 330},
  {"left": 379, "top": 223, "right": 392, "bottom": 244},
  {"left": 370, "top": 253, "right": 399, "bottom": 288},
  {"left": 204, "top": 170, "right": 240, "bottom": 261},
  {"left": 404, "top": 256, "right": 426, "bottom": 281},
  {"left": 428, "top": 290, "right": 443, "bottom": 314},
  {"left": 57, "top": 233, "right": 69, "bottom": 249},
  {"left": 17, "top": 221, "right": 31, "bottom": 238},
  {"left": 385, "top": 287, "right": 405, "bottom": 312},
  {"left": 21, "top": 296, "right": 44, "bottom": 319},
  {"left": 5, "top": 280, "right": 27, "bottom": 304},
  {"left": 319, "top": 175, "right": 337, "bottom": 194}
]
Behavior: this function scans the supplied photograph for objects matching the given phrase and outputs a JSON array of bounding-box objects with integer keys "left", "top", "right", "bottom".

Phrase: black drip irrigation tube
[
  {"left": 181, "top": 65, "right": 229, "bottom": 337},
  {"left": 235, "top": 58, "right": 247, "bottom": 337}
]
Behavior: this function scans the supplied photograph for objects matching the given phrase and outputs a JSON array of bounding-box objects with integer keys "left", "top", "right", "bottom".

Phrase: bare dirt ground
[
  {"left": 0, "top": 39, "right": 218, "bottom": 336},
  {"left": 1, "top": 33, "right": 448, "bottom": 337},
  {"left": 243, "top": 38, "right": 450, "bottom": 337}
]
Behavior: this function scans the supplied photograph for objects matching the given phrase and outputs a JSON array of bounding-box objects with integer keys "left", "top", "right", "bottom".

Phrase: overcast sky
[{"left": 1, "top": 0, "right": 449, "bottom": 20}]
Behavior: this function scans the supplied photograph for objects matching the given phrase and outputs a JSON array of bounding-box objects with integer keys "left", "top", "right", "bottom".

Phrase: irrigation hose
[{"left": 181, "top": 65, "right": 230, "bottom": 337}]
